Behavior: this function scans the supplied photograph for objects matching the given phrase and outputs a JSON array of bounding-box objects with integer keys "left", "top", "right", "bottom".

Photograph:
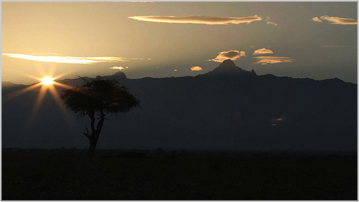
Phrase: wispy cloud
[
  {"left": 253, "top": 48, "right": 274, "bottom": 55},
  {"left": 265, "top": 17, "right": 278, "bottom": 26},
  {"left": 128, "top": 58, "right": 152, "bottom": 61},
  {"left": 110, "top": 66, "right": 128, "bottom": 70},
  {"left": 207, "top": 50, "right": 246, "bottom": 62},
  {"left": 129, "top": 15, "right": 262, "bottom": 25},
  {"left": 190, "top": 66, "right": 203, "bottom": 71},
  {"left": 267, "top": 21, "right": 278, "bottom": 26},
  {"left": 254, "top": 56, "right": 293, "bottom": 65},
  {"left": 311, "top": 17, "right": 322, "bottom": 22},
  {"left": 321, "top": 45, "right": 349, "bottom": 48},
  {"left": 312, "top": 15, "right": 357, "bottom": 25},
  {"left": 3, "top": 54, "right": 150, "bottom": 64},
  {"left": 128, "top": 1, "right": 154, "bottom": 3}
]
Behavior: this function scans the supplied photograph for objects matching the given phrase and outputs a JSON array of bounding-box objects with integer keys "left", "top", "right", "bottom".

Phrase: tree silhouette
[{"left": 60, "top": 78, "right": 140, "bottom": 157}]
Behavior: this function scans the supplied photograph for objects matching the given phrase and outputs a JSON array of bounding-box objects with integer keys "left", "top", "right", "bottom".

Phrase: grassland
[{"left": 2, "top": 149, "right": 357, "bottom": 200}]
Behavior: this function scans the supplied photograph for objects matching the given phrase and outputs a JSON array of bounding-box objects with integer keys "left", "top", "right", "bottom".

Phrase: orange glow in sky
[
  {"left": 1, "top": 2, "right": 357, "bottom": 84},
  {"left": 3, "top": 66, "right": 75, "bottom": 125},
  {"left": 3, "top": 54, "right": 128, "bottom": 64}
]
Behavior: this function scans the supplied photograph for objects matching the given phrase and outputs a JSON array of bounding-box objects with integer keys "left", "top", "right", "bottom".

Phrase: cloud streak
[
  {"left": 110, "top": 66, "right": 128, "bottom": 70},
  {"left": 267, "top": 21, "right": 278, "bottom": 26},
  {"left": 3, "top": 54, "right": 150, "bottom": 64},
  {"left": 312, "top": 15, "right": 357, "bottom": 25},
  {"left": 207, "top": 50, "right": 246, "bottom": 62},
  {"left": 254, "top": 56, "right": 293, "bottom": 65},
  {"left": 311, "top": 17, "right": 322, "bottom": 22},
  {"left": 129, "top": 57, "right": 152, "bottom": 61},
  {"left": 129, "top": 15, "right": 262, "bottom": 25},
  {"left": 190, "top": 66, "right": 202, "bottom": 71},
  {"left": 265, "top": 17, "right": 278, "bottom": 26},
  {"left": 321, "top": 45, "right": 349, "bottom": 48},
  {"left": 253, "top": 48, "right": 274, "bottom": 55}
]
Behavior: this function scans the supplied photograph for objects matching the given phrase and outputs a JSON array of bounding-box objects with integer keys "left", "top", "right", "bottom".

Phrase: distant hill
[
  {"left": 2, "top": 60, "right": 357, "bottom": 151},
  {"left": 2, "top": 81, "right": 24, "bottom": 88},
  {"left": 207, "top": 59, "right": 255, "bottom": 75}
]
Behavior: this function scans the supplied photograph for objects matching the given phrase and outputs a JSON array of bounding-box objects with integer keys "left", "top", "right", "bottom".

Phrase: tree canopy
[
  {"left": 61, "top": 78, "right": 140, "bottom": 116},
  {"left": 60, "top": 78, "right": 140, "bottom": 157}
]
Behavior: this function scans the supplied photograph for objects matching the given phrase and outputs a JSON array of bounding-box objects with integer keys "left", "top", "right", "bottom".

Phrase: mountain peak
[
  {"left": 220, "top": 59, "right": 236, "bottom": 67},
  {"left": 111, "top": 71, "right": 127, "bottom": 80},
  {"left": 207, "top": 59, "right": 252, "bottom": 75}
]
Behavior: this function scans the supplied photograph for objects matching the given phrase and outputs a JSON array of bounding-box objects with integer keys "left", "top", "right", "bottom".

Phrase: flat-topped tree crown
[{"left": 60, "top": 78, "right": 139, "bottom": 157}]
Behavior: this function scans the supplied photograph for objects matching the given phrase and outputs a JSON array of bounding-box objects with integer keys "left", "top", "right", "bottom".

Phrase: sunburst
[
  {"left": 41, "top": 77, "right": 54, "bottom": 85},
  {"left": 4, "top": 66, "right": 76, "bottom": 125}
]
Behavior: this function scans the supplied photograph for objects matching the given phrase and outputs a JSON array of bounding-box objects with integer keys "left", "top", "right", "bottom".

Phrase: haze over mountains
[{"left": 2, "top": 60, "right": 357, "bottom": 151}]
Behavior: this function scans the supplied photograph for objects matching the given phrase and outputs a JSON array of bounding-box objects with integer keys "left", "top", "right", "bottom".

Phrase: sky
[{"left": 2, "top": 2, "right": 357, "bottom": 84}]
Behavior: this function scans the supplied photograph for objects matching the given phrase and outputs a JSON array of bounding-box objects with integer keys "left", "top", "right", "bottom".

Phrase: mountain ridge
[
  {"left": 1, "top": 60, "right": 355, "bottom": 86},
  {"left": 2, "top": 60, "right": 356, "bottom": 151}
]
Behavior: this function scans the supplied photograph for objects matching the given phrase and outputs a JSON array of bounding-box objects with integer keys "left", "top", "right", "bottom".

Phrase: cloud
[
  {"left": 253, "top": 48, "right": 274, "bottom": 55},
  {"left": 321, "top": 45, "right": 349, "bottom": 48},
  {"left": 267, "top": 21, "right": 278, "bottom": 26},
  {"left": 128, "top": 58, "right": 152, "bottom": 61},
  {"left": 128, "top": 15, "right": 262, "bottom": 25},
  {"left": 312, "top": 15, "right": 357, "bottom": 25},
  {"left": 190, "top": 66, "right": 203, "bottom": 71},
  {"left": 3, "top": 53, "right": 150, "bottom": 64},
  {"left": 207, "top": 50, "right": 246, "bottom": 62},
  {"left": 254, "top": 56, "right": 293, "bottom": 65},
  {"left": 312, "top": 17, "right": 322, "bottom": 22},
  {"left": 265, "top": 17, "right": 278, "bottom": 26},
  {"left": 129, "top": 1, "right": 154, "bottom": 3},
  {"left": 110, "top": 66, "right": 128, "bottom": 70}
]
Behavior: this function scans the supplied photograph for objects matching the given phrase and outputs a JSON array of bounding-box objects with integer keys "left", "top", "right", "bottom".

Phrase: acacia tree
[{"left": 60, "top": 78, "right": 139, "bottom": 157}]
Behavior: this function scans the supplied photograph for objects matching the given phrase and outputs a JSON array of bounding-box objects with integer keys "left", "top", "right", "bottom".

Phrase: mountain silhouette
[
  {"left": 108, "top": 71, "right": 127, "bottom": 80},
  {"left": 2, "top": 60, "right": 357, "bottom": 151},
  {"left": 206, "top": 59, "right": 254, "bottom": 75}
]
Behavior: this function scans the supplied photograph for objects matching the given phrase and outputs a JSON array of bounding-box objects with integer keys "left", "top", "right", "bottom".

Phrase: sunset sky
[{"left": 2, "top": 2, "right": 357, "bottom": 84}]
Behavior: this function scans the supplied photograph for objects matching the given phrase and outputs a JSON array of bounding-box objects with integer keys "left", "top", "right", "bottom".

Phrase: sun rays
[{"left": 4, "top": 66, "right": 76, "bottom": 125}]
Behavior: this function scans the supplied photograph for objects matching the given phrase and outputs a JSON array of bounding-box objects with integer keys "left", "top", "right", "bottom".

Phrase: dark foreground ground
[{"left": 2, "top": 149, "right": 357, "bottom": 200}]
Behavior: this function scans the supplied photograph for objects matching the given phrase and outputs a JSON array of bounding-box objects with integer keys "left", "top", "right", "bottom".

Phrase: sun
[
  {"left": 41, "top": 77, "right": 54, "bottom": 85},
  {"left": 3, "top": 66, "right": 75, "bottom": 125}
]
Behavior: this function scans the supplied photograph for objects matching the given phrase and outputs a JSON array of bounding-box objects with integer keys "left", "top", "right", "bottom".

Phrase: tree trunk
[
  {"left": 87, "top": 134, "right": 99, "bottom": 158},
  {"left": 87, "top": 140, "right": 96, "bottom": 158},
  {"left": 87, "top": 113, "right": 105, "bottom": 158}
]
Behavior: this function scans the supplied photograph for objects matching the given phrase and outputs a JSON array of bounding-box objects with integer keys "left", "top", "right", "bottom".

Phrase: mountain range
[{"left": 2, "top": 60, "right": 357, "bottom": 151}]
